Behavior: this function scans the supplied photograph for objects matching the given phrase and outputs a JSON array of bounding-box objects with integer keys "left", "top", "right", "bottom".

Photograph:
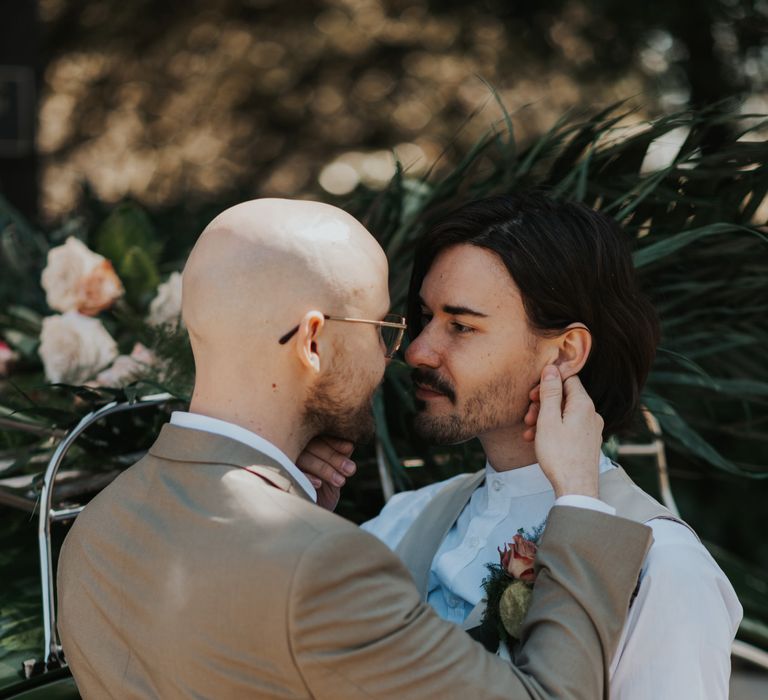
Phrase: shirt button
[
  {"left": 446, "top": 595, "right": 459, "bottom": 608},
  {"left": 467, "top": 536, "right": 480, "bottom": 548},
  {"left": 492, "top": 479, "right": 503, "bottom": 492}
]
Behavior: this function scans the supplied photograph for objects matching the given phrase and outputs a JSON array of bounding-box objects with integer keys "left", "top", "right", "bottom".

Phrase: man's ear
[
  {"left": 553, "top": 323, "right": 592, "bottom": 380},
  {"left": 295, "top": 311, "right": 325, "bottom": 375}
]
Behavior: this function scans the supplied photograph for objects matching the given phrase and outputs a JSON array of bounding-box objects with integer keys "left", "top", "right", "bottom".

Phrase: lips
[
  {"left": 411, "top": 368, "right": 456, "bottom": 403},
  {"left": 414, "top": 383, "right": 447, "bottom": 400}
]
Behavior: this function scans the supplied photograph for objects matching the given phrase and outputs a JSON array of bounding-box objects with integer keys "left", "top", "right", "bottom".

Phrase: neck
[
  {"left": 189, "top": 381, "right": 312, "bottom": 463},
  {"left": 479, "top": 426, "right": 537, "bottom": 472}
]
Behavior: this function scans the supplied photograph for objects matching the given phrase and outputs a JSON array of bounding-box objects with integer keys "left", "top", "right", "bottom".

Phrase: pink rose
[
  {"left": 498, "top": 534, "right": 538, "bottom": 583},
  {"left": 0, "top": 340, "right": 18, "bottom": 377}
]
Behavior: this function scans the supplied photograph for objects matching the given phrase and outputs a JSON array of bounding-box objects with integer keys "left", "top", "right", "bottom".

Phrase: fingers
[
  {"left": 523, "top": 382, "right": 541, "bottom": 442},
  {"left": 536, "top": 365, "right": 563, "bottom": 426},
  {"left": 561, "top": 374, "right": 596, "bottom": 417},
  {"left": 296, "top": 436, "right": 357, "bottom": 489},
  {"left": 319, "top": 436, "right": 355, "bottom": 456},
  {"left": 562, "top": 374, "right": 589, "bottom": 401},
  {"left": 307, "top": 437, "right": 356, "bottom": 474},
  {"left": 524, "top": 401, "right": 539, "bottom": 426},
  {"left": 522, "top": 398, "right": 539, "bottom": 441},
  {"left": 297, "top": 451, "right": 347, "bottom": 488}
]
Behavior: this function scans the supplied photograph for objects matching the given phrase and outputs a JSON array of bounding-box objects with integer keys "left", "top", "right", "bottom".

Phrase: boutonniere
[{"left": 480, "top": 522, "right": 545, "bottom": 652}]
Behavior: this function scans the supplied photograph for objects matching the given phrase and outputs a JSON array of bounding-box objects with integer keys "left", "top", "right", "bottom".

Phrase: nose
[{"left": 404, "top": 327, "right": 440, "bottom": 368}]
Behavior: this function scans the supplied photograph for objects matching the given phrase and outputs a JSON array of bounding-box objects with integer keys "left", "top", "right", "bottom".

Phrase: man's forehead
[{"left": 420, "top": 244, "right": 522, "bottom": 311}]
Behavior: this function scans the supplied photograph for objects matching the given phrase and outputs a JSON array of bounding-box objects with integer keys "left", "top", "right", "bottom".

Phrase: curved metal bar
[
  {"left": 375, "top": 438, "right": 395, "bottom": 503},
  {"left": 640, "top": 407, "right": 681, "bottom": 518},
  {"left": 732, "top": 639, "right": 768, "bottom": 672},
  {"left": 619, "top": 409, "right": 766, "bottom": 670},
  {"left": 38, "top": 393, "right": 174, "bottom": 668}
]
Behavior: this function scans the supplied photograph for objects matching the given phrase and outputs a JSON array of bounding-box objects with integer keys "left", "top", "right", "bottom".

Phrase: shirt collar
[
  {"left": 483, "top": 451, "right": 615, "bottom": 499},
  {"left": 169, "top": 411, "right": 317, "bottom": 503}
]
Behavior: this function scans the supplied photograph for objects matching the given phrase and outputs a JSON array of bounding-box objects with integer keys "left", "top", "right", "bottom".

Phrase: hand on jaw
[
  {"left": 299, "top": 363, "right": 603, "bottom": 508},
  {"left": 296, "top": 436, "right": 356, "bottom": 511},
  {"left": 532, "top": 364, "right": 602, "bottom": 499}
]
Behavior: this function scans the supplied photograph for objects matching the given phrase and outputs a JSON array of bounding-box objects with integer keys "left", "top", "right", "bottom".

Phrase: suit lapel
[
  {"left": 148, "top": 423, "right": 313, "bottom": 503},
  {"left": 395, "top": 470, "right": 485, "bottom": 599}
]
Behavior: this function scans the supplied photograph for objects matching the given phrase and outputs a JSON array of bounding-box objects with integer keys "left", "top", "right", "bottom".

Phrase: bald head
[
  {"left": 183, "top": 198, "right": 388, "bottom": 354},
  {"left": 183, "top": 198, "right": 392, "bottom": 457}
]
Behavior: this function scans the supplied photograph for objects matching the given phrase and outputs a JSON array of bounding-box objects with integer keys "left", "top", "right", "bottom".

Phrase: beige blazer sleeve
[{"left": 290, "top": 506, "right": 651, "bottom": 700}]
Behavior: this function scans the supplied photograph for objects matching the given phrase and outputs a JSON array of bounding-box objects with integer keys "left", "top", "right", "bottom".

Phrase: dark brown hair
[{"left": 407, "top": 192, "right": 660, "bottom": 436}]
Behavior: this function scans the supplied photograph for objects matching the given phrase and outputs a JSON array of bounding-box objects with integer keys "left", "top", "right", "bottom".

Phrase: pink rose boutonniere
[
  {"left": 499, "top": 533, "right": 538, "bottom": 583},
  {"left": 480, "top": 522, "right": 545, "bottom": 650}
]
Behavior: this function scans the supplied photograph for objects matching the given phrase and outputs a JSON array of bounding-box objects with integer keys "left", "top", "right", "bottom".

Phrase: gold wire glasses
[{"left": 278, "top": 314, "right": 407, "bottom": 359}]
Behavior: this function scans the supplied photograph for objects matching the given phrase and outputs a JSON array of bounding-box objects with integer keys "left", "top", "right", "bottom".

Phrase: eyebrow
[{"left": 419, "top": 297, "right": 488, "bottom": 318}]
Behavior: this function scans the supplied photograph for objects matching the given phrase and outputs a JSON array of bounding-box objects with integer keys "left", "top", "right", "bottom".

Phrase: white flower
[
  {"left": 148, "top": 272, "right": 183, "bottom": 327},
  {"left": 41, "top": 237, "right": 124, "bottom": 316},
  {"left": 39, "top": 312, "right": 118, "bottom": 384},
  {"left": 95, "top": 343, "right": 157, "bottom": 388}
]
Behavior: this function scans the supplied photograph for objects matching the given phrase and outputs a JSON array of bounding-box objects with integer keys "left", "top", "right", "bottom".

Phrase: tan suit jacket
[{"left": 58, "top": 424, "right": 652, "bottom": 699}]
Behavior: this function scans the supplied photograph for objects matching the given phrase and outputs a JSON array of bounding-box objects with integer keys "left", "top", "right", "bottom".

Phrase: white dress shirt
[
  {"left": 362, "top": 453, "right": 742, "bottom": 700},
  {"left": 169, "top": 411, "right": 317, "bottom": 503}
]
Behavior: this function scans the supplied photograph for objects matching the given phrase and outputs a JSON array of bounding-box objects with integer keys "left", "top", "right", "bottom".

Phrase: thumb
[{"left": 537, "top": 365, "right": 563, "bottom": 426}]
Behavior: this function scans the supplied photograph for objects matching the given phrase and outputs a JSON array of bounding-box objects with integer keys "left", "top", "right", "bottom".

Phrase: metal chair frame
[
  {"left": 615, "top": 409, "right": 768, "bottom": 672},
  {"left": 37, "top": 393, "right": 173, "bottom": 670}
]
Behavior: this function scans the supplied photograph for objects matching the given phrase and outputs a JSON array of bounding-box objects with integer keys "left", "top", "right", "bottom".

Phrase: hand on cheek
[{"left": 523, "top": 383, "right": 541, "bottom": 442}]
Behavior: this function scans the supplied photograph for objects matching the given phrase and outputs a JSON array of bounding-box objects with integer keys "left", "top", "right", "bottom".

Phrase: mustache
[{"left": 411, "top": 369, "right": 456, "bottom": 403}]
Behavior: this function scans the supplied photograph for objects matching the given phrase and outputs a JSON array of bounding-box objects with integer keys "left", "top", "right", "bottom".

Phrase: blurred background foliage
[{"left": 24, "top": 0, "right": 768, "bottom": 221}]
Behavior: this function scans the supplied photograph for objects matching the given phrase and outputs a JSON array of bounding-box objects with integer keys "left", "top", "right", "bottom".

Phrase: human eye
[
  {"left": 419, "top": 308, "right": 433, "bottom": 326},
  {"left": 451, "top": 321, "right": 474, "bottom": 334}
]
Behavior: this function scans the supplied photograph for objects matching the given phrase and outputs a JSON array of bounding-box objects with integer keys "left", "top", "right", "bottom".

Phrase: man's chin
[
  {"left": 413, "top": 411, "right": 473, "bottom": 445},
  {"left": 347, "top": 423, "right": 376, "bottom": 445}
]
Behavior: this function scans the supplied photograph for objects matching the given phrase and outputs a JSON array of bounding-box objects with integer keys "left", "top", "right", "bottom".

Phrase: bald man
[{"left": 57, "top": 199, "right": 652, "bottom": 699}]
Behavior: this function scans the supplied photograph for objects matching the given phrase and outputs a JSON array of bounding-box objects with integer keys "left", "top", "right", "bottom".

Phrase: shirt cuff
[{"left": 554, "top": 494, "right": 616, "bottom": 515}]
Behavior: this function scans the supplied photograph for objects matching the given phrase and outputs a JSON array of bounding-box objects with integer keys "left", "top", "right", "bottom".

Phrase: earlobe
[
  {"left": 554, "top": 323, "right": 592, "bottom": 380},
  {"left": 296, "top": 311, "right": 325, "bottom": 374}
]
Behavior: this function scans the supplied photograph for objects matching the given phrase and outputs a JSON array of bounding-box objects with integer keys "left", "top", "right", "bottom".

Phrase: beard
[
  {"left": 303, "top": 368, "right": 378, "bottom": 444},
  {"left": 412, "top": 368, "right": 528, "bottom": 445}
]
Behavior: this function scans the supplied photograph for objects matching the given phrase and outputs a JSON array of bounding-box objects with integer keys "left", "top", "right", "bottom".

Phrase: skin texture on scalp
[{"left": 182, "top": 198, "right": 390, "bottom": 462}]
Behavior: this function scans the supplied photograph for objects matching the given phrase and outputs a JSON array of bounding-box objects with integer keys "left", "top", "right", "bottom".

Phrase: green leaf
[
  {"left": 117, "top": 246, "right": 161, "bottom": 309},
  {"left": 95, "top": 202, "right": 162, "bottom": 267},
  {"left": 642, "top": 393, "right": 762, "bottom": 477},
  {"left": 633, "top": 223, "right": 765, "bottom": 268}
]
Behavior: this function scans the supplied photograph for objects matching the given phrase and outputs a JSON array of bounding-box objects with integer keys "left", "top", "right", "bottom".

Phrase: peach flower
[{"left": 41, "top": 237, "right": 123, "bottom": 316}]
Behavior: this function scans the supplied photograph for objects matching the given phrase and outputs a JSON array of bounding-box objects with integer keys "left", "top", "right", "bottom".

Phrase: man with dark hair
[
  {"left": 404, "top": 192, "right": 659, "bottom": 439},
  {"left": 301, "top": 193, "right": 742, "bottom": 699}
]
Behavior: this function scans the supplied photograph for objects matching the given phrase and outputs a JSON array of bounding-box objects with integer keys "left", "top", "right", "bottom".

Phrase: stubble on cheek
[{"left": 413, "top": 370, "right": 531, "bottom": 444}]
